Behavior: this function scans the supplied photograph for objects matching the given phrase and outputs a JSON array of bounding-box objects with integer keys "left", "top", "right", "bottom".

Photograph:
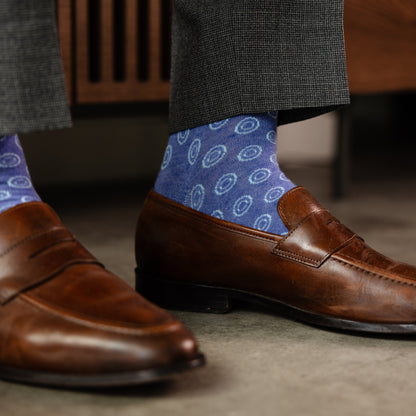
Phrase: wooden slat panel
[
  {"left": 65, "top": 0, "right": 416, "bottom": 104},
  {"left": 125, "top": 0, "right": 138, "bottom": 81},
  {"left": 100, "top": 0, "right": 114, "bottom": 82},
  {"left": 74, "top": 0, "right": 170, "bottom": 103},
  {"left": 57, "top": 0, "right": 73, "bottom": 103},
  {"left": 148, "top": 0, "right": 162, "bottom": 81},
  {"left": 75, "top": 0, "right": 89, "bottom": 92}
]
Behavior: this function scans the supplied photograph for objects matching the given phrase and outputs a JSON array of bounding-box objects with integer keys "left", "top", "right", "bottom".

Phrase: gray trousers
[
  {"left": 0, "top": 0, "right": 71, "bottom": 135},
  {"left": 0, "top": 0, "right": 349, "bottom": 135}
]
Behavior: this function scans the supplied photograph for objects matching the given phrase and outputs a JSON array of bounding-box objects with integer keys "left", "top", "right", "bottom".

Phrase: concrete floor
[{"left": 3, "top": 166, "right": 416, "bottom": 416}]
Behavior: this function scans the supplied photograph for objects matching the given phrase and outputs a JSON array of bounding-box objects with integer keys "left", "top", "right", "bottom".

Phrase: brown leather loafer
[
  {"left": 0, "top": 202, "right": 204, "bottom": 387},
  {"left": 136, "top": 187, "right": 416, "bottom": 334}
]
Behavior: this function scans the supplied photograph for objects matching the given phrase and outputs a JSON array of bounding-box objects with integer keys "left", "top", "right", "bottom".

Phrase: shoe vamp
[
  {"left": 335, "top": 238, "right": 416, "bottom": 281},
  {"left": 0, "top": 295, "right": 189, "bottom": 374},
  {"left": 28, "top": 263, "right": 175, "bottom": 327}
]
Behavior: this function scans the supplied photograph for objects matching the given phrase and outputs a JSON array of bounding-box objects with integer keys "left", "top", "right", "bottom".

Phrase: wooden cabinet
[
  {"left": 57, "top": 0, "right": 416, "bottom": 105},
  {"left": 57, "top": 0, "right": 170, "bottom": 104},
  {"left": 344, "top": 0, "right": 416, "bottom": 94}
]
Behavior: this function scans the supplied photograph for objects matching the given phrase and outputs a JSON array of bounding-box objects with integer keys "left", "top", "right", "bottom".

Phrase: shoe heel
[{"left": 135, "top": 268, "right": 234, "bottom": 313}]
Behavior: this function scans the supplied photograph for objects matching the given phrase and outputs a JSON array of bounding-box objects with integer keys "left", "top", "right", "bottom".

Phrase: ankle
[{"left": 0, "top": 134, "right": 41, "bottom": 214}]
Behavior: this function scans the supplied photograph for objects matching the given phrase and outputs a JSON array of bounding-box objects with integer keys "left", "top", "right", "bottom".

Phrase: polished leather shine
[
  {"left": 0, "top": 202, "right": 203, "bottom": 387},
  {"left": 136, "top": 187, "right": 416, "bottom": 333}
]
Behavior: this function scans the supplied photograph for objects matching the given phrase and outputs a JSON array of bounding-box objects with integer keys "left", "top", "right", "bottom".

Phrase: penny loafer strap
[
  {"left": 272, "top": 209, "right": 357, "bottom": 267},
  {"left": 0, "top": 226, "right": 102, "bottom": 304}
]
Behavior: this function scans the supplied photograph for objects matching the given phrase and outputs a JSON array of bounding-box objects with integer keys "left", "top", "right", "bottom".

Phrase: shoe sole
[
  {"left": 0, "top": 354, "right": 205, "bottom": 388},
  {"left": 136, "top": 268, "right": 416, "bottom": 335}
]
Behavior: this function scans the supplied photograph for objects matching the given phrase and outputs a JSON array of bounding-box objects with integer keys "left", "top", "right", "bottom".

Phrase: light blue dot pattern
[
  {"left": 279, "top": 172, "right": 290, "bottom": 182},
  {"left": 266, "top": 130, "right": 277, "bottom": 144},
  {"left": 238, "top": 145, "right": 262, "bottom": 162},
  {"left": 0, "top": 153, "right": 21, "bottom": 168},
  {"left": 190, "top": 184, "right": 205, "bottom": 210},
  {"left": 0, "top": 190, "right": 10, "bottom": 200},
  {"left": 209, "top": 119, "right": 229, "bottom": 130},
  {"left": 202, "top": 145, "right": 227, "bottom": 168},
  {"left": 254, "top": 214, "right": 272, "bottom": 231},
  {"left": 21, "top": 195, "right": 37, "bottom": 203},
  {"left": 154, "top": 113, "right": 296, "bottom": 236},
  {"left": 264, "top": 187, "right": 285, "bottom": 203},
  {"left": 215, "top": 173, "right": 237, "bottom": 195},
  {"left": 188, "top": 139, "right": 201, "bottom": 165},
  {"left": 249, "top": 168, "right": 271, "bottom": 185},
  {"left": 14, "top": 136, "right": 22, "bottom": 149},
  {"left": 8, "top": 176, "right": 32, "bottom": 189},
  {"left": 233, "top": 195, "right": 253, "bottom": 217},
  {"left": 177, "top": 129, "right": 190, "bottom": 145},
  {"left": 161, "top": 145, "right": 172, "bottom": 170},
  {"left": 0, "top": 134, "right": 41, "bottom": 214},
  {"left": 211, "top": 209, "right": 224, "bottom": 219},
  {"left": 234, "top": 117, "right": 260, "bottom": 135}
]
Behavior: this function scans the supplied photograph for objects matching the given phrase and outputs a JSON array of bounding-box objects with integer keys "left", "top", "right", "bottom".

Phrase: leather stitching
[
  {"left": 0, "top": 258, "right": 103, "bottom": 305},
  {"left": 0, "top": 227, "right": 70, "bottom": 259},
  {"left": 272, "top": 249, "right": 320, "bottom": 266},
  {"left": 277, "top": 187, "right": 322, "bottom": 227},
  {"left": 332, "top": 257, "right": 416, "bottom": 288},
  {"left": 275, "top": 209, "right": 326, "bottom": 247},
  {"left": 278, "top": 200, "right": 290, "bottom": 227},
  {"left": 276, "top": 186, "right": 299, "bottom": 224},
  {"left": 273, "top": 234, "right": 357, "bottom": 267},
  {"left": 272, "top": 209, "right": 356, "bottom": 266},
  {"left": 20, "top": 294, "right": 180, "bottom": 336},
  {"left": 336, "top": 252, "right": 416, "bottom": 283},
  {"left": 29, "top": 238, "right": 76, "bottom": 258}
]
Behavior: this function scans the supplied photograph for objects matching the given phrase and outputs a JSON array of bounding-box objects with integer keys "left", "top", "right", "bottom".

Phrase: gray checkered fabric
[
  {"left": 0, "top": 1, "right": 349, "bottom": 135},
  {"left": 0, "top": 0, "right": 71, "bottom": 135},
  {"left": 169, "top": 0, "right": 350, "bottom": 133}
]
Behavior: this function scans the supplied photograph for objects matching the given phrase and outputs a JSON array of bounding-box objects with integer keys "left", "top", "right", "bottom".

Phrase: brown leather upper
[
  {"left": 136, "top": 187, "right": 416, "bottom": 324},
  {"left": 0, "top": 202, "right": 199, "bottom": 374}
]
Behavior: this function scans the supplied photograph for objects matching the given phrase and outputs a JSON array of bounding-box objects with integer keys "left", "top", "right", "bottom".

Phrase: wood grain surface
[{"left": 344, "top": 0, "right": 416, "bottom": 93}]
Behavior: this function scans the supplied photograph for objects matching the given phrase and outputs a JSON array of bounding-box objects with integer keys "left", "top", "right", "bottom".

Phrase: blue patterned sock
[
  {"left": 154, "top": 112, "right": 296, "bottom": 235},
  {"left": 0, "top": 134, "right": 41, "bottom": 213}
]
